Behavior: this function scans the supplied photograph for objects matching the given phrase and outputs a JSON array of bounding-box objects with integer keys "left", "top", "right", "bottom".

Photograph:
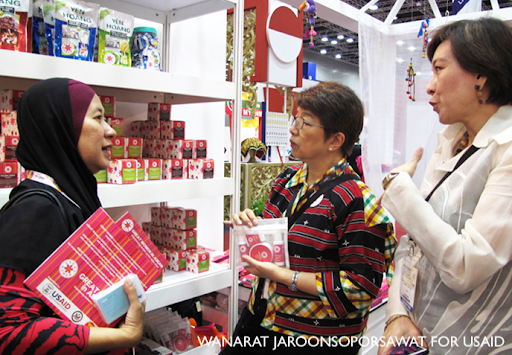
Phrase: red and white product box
[
  {"left": 151, "top": 207, "right": 162, "bottom": 226},
  {"left": 146, "top": 159, "right": 162, "bottom": 180},
  {"left": 162, "top": 159, "right": 185, "bottom": 180},
  {"left": 188, "top": 159, "right": 214, "bottom": 179},
  {"left": 129, "top": 121, "right": 143, "bottom": 138},
  {"left": 143, "top": 139, "right": 157, "bottom": 158},
  {"left": 100, "top": 96, "right": 116, "bottom": 118},
  {"left": 171, "top": 120, "right": 185, "bottom": 140},
  {"left": 107, "top": 159, "right": 137, "bottom": 184},
  {"left": 0, "top": 162, "right": 18, "bottom": 188},
  {"left": 1, "top": 90, "right": 24, "bottom": 113},
  {"left": 124, "top": 138, "right": 143, "bottom": 159},
  {"left": 148, "top": 103, "right": 171, "bottom": 121},
  {"left": 150, "top": 225, "right": 162, "bottom": 245},
  {"left": 186, "top": 250, "right": 210, "bottom": 274},
  {"left": 142, "top": 121, "right": 160, "bottom": 139},
  {"left": 109, "top": 118, "right": 124, "bottom": 137},
  {"left": 0, "top": 136, "right": 19, "bottom": 162},
  {"left": 111, "top": 137, "right": 125, "bottom": 159},
  {"left": 167, "top": 248, "right": 188, "bottom": 272},
  {"left": 160, "top": 121, "right": 173, "bottom": 140},
  {"left": 194, "top": 140, "right": 207, "bottom": 159},
  {"left": 155, "top": 139, "right": 170, "bottom": 159},
  {"left": 161, "top": 227, "right": 173, "bottom": 247},
  {"left": 1, "top": 111, "right": 19, "bottom": 136},
  {"left": 172, "top": 208, "right": 197, "bottom": 230},
  {"left": 169, "top": 139, "right": 194, "bottom": 159},
  {"left": 136, "top": 159, "right": 147, "bottom": 182},
  {"left": 172, "top": 229, "right": 197, "bottom": 251},
  {"left": 160, "top": 207, "right": 173, "bottom": 228}
]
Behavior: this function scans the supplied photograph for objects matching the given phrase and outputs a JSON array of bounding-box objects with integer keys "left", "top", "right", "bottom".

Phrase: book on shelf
[{"left": 25, "top": 208, "right": 168, "bottom": 327}]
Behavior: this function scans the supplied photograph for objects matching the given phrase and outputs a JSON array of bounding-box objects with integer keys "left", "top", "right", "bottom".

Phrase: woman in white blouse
[{"left": 378, "top": 18, "right": 512, "bottom": 355}]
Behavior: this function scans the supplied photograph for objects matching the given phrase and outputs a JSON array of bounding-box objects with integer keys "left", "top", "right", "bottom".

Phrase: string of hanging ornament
[{"left": 406, "top": 58, "right": 416, "bottom": 101}]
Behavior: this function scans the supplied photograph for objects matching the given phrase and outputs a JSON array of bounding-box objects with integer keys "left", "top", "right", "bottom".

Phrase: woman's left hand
[{"left": 242, "top": 255, "right": 283, "bottom": 280}]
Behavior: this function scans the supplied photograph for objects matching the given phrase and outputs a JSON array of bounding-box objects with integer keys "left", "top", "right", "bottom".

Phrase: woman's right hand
[
  {"left": 223, "top": 208, "right": 261, "bottom": 228},
  {"left": 377, "top": 316, "right": 427, "bottom": 355}
]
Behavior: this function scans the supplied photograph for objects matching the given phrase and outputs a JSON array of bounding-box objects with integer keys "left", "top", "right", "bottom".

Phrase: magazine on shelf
[{"left": 25, "top": 208, "right": 168, "bottom": 327}]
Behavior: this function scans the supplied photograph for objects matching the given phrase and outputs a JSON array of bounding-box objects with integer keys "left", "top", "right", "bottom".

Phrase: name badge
[{"left": 400, "top": 239, "right": 422, "bottom": 313}]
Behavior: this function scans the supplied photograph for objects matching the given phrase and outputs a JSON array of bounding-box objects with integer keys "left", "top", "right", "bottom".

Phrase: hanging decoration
[
  {"left": 406, "top": 59, "right": 416, "bottom": 101},
  {"left": 298, "top": 0, "right": 316, "bottom": 46},
  {"left": 417, "top": 17, "right": 430, "bottom": 58}
]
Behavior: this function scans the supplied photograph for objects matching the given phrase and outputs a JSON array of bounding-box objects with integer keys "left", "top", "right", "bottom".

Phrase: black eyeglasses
[{"left": 291, "top": 116, "right": 324, "bottom": 130}]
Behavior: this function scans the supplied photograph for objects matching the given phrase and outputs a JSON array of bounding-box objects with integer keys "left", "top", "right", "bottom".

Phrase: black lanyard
[{"left": 425, "top": 145, "right": 479, "bottom": 202}]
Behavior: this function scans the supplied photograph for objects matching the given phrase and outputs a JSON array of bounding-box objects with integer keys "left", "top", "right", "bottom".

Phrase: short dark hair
[
  {"left": 427, "top": 18, "right": 512, "bottom": 106},
  {"left": 295, "top": 81, "right": 364, "bottom": 157}
]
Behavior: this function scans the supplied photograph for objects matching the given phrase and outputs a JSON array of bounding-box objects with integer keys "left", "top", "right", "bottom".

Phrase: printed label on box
[
  {"left": 0, "top": 162, "right": 18, "bottom": 188},
  {"left": 147, "top": 159, "right": 161, "bottom": 180},
  {"left": 100, "top": 96, "right": 116, "bottom": 118},
  {"left": 111, "top": 138, "right": 125, "bottom": 159},
  {"left": 110, "top": 118, "right": 124, "bottom": 137}
]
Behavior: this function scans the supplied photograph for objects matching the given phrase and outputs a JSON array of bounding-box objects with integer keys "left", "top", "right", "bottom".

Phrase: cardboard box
[
  {"left": 162, "top": 159, "right": 185, "bottom": 179},
  {"left": 142, "top": 222, "right": 152, "bottom": 237},
  {"left": 100, "top": 96, "right": 116, "bottom": 118},
  {"left": 136, "top": 159, "right": 146, "bottom": 182},
  {"left": 150, "top": 225, "right": 162, "bottom": 245},
  {"left": 195, "top": 140, "right": 207, "bottom": 159},
  {"left": 169, "top": 139, "right": 194, "bottom": 159},
  {"left": 155, "top": 139, "right": 170, "bottom": 159},
  {"left": 94, "top": 170, "right": 108, "bottom": 183},
  {"left": 186, "top": 249, "right": 209, "bottom": 274},
  {"left": 124, "top": 138, "right": 143, "bottom": 159},
  {"left": 107, "top": 159, "right": 137, "bottom": 184},
  {"left": 161, "top": 227, "right": 173, "bottom": 247},
  {"left": 151, "top": 207, "right": 162, "bottom": 226},
  {"left": 171, "top": 120, "right": 185, "bottom": 140},
  {"left": 1, "top": 111, "right": 19, "bottom": 136},
  {"left": 146, "top": 159, "right": 162, "bottom": 180},
  {"left": 148, "top": 102, "right": 171, "bottom": 121},
  {"left": 160, "top": 207, "right": 173, "bottom": 228},
  {"left": 188, "top": 159, "right": 214, "bottom": 179},
  {"left": 143, "top": 139, "right": 156, "bottom": 158},
  {"left": 129, "top": 121, "right": 143, "bottom": 138},
  {"left": 167, "top": 248, "right": 188, "bottom": 272},
  {"left": 0, "top": 162, "right": 18, "bottom": 188},
  {"left": 171, "top": 208, "right": 197, "bottom": 230},
  {"left": 1, "top": 90, "right": 24, "bottom": 112},
  {"left": 0, "top": 135, "right": 19, "bottom": 162},
  {"left": 172, "top": 229, "right": 197, "bottom": 251},
  {"left": 111, "top": 137, "right": 125, "bottom": 159},
  {"left": 110, "top": 118, "right": 124, "bottom": 137},
  {"left": 142, "top": 121, "right": 160, "bottom": 139}
]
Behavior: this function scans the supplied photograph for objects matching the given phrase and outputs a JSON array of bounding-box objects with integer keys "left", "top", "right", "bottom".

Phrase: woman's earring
[{"left": 475, "top": 84, "right": 484, "bottom": 105}]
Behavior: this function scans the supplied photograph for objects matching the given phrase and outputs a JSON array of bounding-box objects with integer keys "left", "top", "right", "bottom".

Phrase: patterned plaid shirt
[{"left": 248, "top": 159, "right": 396, "bottom": 339}]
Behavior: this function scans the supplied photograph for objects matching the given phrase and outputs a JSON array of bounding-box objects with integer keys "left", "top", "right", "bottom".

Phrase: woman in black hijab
[{"left": 0, "top": 78, "right": 144, "bottom": 354}]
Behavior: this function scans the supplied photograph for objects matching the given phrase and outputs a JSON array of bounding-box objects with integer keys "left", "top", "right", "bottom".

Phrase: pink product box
[
  {"left": 0, "top": 135, "right": 19, "bottom": 162},
  {"left": 0, "top": 162, "right": 18, "bottom": 188},
  {"left": 136, "top": 159, "right": 147, "bottom": 182},
  {"left": 151, "top": 207, "right": 162, "bottom": 226},
  {"left": 186, "top": 250, "right": 210, "bottom": 274},
  {"left": 143, "top": 139, "right": 157, "bottom": 158},
  {"left": 160, "top": 121, "right": 173, "bottom": 140},
  {"left": 169, "top": 139, "right": 194, "bottom": 159},
  {"left": 167, "top": 248, "right": 188, "bottom": 272},
  {"left": 107, "top": 159, "right": 137, "bottom": 184},
  {"left": 110, "top": 118, "right": 124, "bottom": 137},
  {"left": 100, "top": 96, "right": 116, "bottom": 118},
  {"left": 148, "top": 102, "right": 171, "bottom": 121},
  {"left": 195, "top": 140, "right": 207, "bottom": 159},
  {"left": 162, "top": 159, "right": 186, "bottom": 179},
  {"left": 188, "top": 159, "right": 214, "bottom": 179},
  {"left": 171, "top": 120, "right": 185, "bottom": 140},
  {"left": 161, "top": 227, "right": 173, "bottom": 247},
  {"left": 1, "top": 90, "right": 24, "bottom": 113},
  {"left": 1, "top": 111, "right": 19, "bottom": 136},
  {"left": 146, "top": 159, "right": 162, "bottom": 180},
  {"left": 125, "top": 138, "right": 143, "bottom": 159},
  {"left": 129, "top": 121, "right": 143, "bottom": 138},
  {"left": 111, "top": 137, "right": 125, "bottom": 159},
  {"left": 142, "top": 121, "right": 160, "bottom": 140},
  {"left": 142, "top": 222, "right": 152, "bottom": 237},
  {"left": 160, "top": 207, "right": 173, "bottom": 228},
  {"left": 172, "top": 229, "right": 197, "bottom": 251},
  {"left": 150, "top": 225, "right": 162, "bottom": 245},
  {"left": 171, "top": 208, "right": 197, "bottom": 230},
  {"left": 155, "top": 139, "right": 170, "bottom": 159}
]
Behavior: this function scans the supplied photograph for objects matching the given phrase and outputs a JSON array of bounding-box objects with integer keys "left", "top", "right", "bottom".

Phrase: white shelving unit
[{"left": 0, "top": 0, "right": 244, "bottom": 341}]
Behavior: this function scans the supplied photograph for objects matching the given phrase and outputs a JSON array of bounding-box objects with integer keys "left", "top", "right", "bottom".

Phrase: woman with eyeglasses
[{"left": 221, "top": 81, "right": 397, "bottom": 355}]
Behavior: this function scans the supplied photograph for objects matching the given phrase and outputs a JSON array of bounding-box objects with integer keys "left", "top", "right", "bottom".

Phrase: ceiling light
[
  {"left": 408, "top": 46, "right": 416, "bottom": 51},
  {"left": 320, "top": 49, "right": 327, "bottom": 54},
  {"left": 396, "top": 58, "right": 404, "bottom": 63},
  {"left": 416, "top": 72, "right": 422, "bottom": 76},
  {"left": 335, "top": 54, "right": 342, "bottom": 59},
  {"left": 396, "top": 40, "right": 404, "bottom": 45},
  {"left": 346, "top": 38, "right": 354, "bottom": 43},
  {"left": 337, "top": 34, "right": 344, "bottom": 40},
  {"left": 321, "top": 37, "right": 328, "bottom": 42},
  {"left": 331, "top": 40, "right": 338, "bottom": 45},
  {"left": 369, "top": 5, "right": 379, "bottom": 10}
]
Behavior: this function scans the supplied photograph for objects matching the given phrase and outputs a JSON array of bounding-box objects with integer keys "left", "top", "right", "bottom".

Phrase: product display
[
  {"left": 186, "top": 249, "right": 209, "bottom": 274},
  {"left": 0, "top": 135, "right": 19, "bottom": 162},
  {"left": 1, "top": 90, "right": 25, "bottom": 112},
  {"left": 0, "top": 0, "right": 31, "bottom": 52},
  {"left": 124, "top": 137, "right": 143, "bottom": 159},
  {"left": 130, "top": 27, "right": 162, "bottom": 71},
  {"left": 100, "top": 96, "right": 116, "bottom": 118},
  {"left": 148, "top": 102, "right": 171, "bottom": 121},
  {"left": 111, "top": 137, "right": 125, "bottom": 159},
  {"left": 188, "top": 159, "right": 214, "bottom": 179},
  {"left": 162, "top": 159, "right": 187, "bottom": 179},
  {"left": 0, "top": 162, "right": 18, "bottom": 188},
  {"left": 109, "top": 118, "right": 124, "bottom": 137},
  {"left": 97, "top": 7, "right": 134, "bottom": 67},
  {"left": 107, "top": 159, "right": 137, "bottom": 184},
  {"left": 234, "top": 218, "right": 289, "bottom": 268}
]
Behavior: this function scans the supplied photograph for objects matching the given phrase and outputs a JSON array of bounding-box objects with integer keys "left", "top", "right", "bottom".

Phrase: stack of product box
[
  {"left": 0, "top": 89, "right": 26, "bottom": 188},
  {"left": 142, "top": 206, "right": 210, "bottom": 274}
]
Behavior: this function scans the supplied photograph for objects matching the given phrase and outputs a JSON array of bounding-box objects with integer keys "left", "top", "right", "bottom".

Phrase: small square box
[
  {"left": 136, "top": 159, "right": 146, "bottom": 182},
  {"left": 186, "top": 249, "right": 210, "bottom": 274},
  {"left": 195, "top": 140, "right": 207, "bottom": 159},
  {"left": 148, "top": 103, "right": 171, "bottom": 121},
  {"left": 143, "top": 139, "right": 157, "bottom": 158},
  {"left": 1, "top": 111, "right": 19, "bottom": 136},
  {"left": 188, "top": 159, "right": 214, "bottom": 179},
  {"left": 172, "top": 208, "right": 197, "bottom": 230},
  {"left": 146, "top": 159, "right": 162, "bottom": 180},
  {"left": 107, "top": 159, "right": 137, "bottom": 184},
  {"left": 142, "top": 121, "right": 160, "bottom": 140},
  {"left": 124, "top": 138, "right": 143, "bottom": 159},
  {"left": 111, "top": 137, "right": 125, "bottom": 159},
  {"left": 169, "top": 139, "right": 194, "bottom": 159},
  {"left": 167, "top": 248, "right": 188, "bottom": 272},
  {"left": 172, "top": 229, "right": 197, "bottom": 251},
  {"left": 0, "top": 135, "right": 19, "bottom": 162},
  {"left": 109, "top": 118, "right": 124, "bottom": 137},
  {"left": 160, "top": 207, "right": 173, "bottom": 228},
  {"left": 129, "top": 121, "right": 143, "bottom": 138},
  {"left": 161, "top": 227, "right": 173, "bottom": 247},
  {"left": 142, "top": 222, "right": 152, "bottom": 237},
  {"left": 151, "top": 207, "right": 162, "bottom": 226},
  {"left": 171, "top": 120, "right": 185, "bottom": 140},
  {"left": 94, "top": 170, "right": 108, "bottom": 183},
  {"left": 100, "top": 96, "right": 116, "bottom": 118},
  {"left": 162, "top": 159, "right": 185, "bottom": 180},
  {"left": 150, "top": 225, "right": 162, "bottom": 245},
  {"left": 0, "top": 162, "right": 18, "bottom": 188},
  {"left": 155, "top": 139, "right": 170, "bottom": 159},
  {"left": 1, "top": 90, "right": 24, "bottom": 112}
]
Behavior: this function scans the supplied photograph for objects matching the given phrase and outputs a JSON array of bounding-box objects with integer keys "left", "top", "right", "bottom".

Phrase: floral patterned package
[
  {"left": 0, "top": 0, "right": 32, "bottom": 52},
  {"left": 98, "top": 7, "right": 133, "bottom": 66}
]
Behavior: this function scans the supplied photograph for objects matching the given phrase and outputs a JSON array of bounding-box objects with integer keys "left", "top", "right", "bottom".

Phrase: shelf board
[
  {"left": 0, "top": 50, "right": 235, "bottom": 104},
  {"left": 146, "top": 262, "right": 231, "bottom": 312}
]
